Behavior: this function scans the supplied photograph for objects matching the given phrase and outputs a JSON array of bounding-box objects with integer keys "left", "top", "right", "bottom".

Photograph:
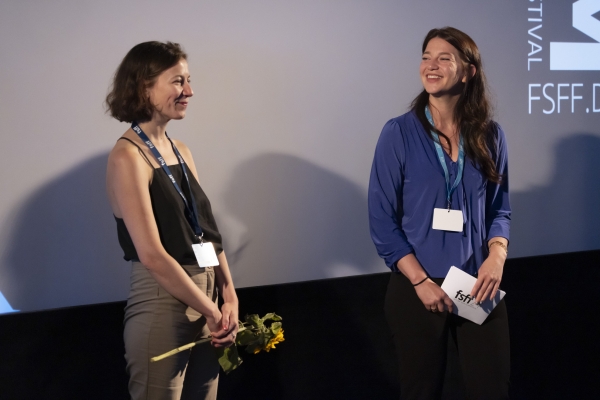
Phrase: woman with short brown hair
[{"left": 106, "top": 41, "right": 238, "bottom": 400}]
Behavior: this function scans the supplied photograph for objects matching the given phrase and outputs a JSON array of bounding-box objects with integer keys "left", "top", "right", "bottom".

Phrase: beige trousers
[{"left": 124, "top": 262, "right": 219, "bottom": 400}]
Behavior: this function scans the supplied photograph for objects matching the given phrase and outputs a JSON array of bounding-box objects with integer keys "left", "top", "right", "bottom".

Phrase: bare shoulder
[
  {"left": 108, "top": 131, "right": 153, "bottom": 173},
  {"left": 172, "top": 138, "right": 194, "bottom": 158},
  {"left": 109, "top": 139, "right": 139, "bottom": 167},
  {"left": 172, "top": 138, "right": 197, "bottom": 166},
  {"left": 106, "top": 130, "right": 155, "bottom": 216},
  {"left": 171, "top": 138, "right": 200, "bottom": 178}
]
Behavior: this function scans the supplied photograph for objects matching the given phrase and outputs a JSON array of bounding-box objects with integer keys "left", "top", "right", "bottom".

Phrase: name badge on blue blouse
[
  {"left": 192, "top": 242, "right": 219, "bottom": 267},
  {"left": 425, "top": 106, "right": 465, "bottom": 234},
  {"left": 432, "top": 208, "right": 463, "bottom": 232}
]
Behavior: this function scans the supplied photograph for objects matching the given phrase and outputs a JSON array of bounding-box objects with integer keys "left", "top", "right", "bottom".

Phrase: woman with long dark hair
[
  {"left": 106, "top": 41, "right": 238, "bottom": 400},
  {"left": 368, "top": 27, "right": 510, "bottom": 399}
]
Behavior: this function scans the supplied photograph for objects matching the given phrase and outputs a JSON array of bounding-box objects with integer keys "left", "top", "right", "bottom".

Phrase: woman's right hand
[
  {"left": 206, "top": 307, "right": 237, "bottom": 348},
  {"left": 395, "top": 254, "right": 453, "bottom": 313},
  {"left": 206, "top": 307, "right": 224, "bottom": 341},
  {"left": 414, "top": 279, "right": 454, "bottom": 313}
]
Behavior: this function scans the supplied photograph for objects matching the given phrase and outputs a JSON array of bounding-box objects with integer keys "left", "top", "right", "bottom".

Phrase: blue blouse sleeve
[
  {"left": 485, "top": 123, "right": 511, "bottom": 241},
  {"left": 368, "top": 119, "right": 414, "bottom": 271}
]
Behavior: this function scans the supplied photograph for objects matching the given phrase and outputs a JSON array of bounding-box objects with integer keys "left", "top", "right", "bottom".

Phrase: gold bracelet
[{"left": 488, "top": 240, "right": 508, "bottom": 254}]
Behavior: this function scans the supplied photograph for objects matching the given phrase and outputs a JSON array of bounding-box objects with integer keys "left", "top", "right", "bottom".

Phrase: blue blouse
[{"left": 368, "top": 111, "right": 510, "bottom": 278}]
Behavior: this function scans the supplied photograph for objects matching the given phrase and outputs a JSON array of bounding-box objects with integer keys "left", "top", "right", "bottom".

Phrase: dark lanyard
[
  {"left": 424, "top": 106, "right": 465, "bottom": 209},
  {"left": 131, "top": 122, "right": 203, "bottom": 239}
]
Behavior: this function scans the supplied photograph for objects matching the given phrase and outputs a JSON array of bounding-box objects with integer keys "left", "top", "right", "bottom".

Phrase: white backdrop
[{"left": 1, "top": 0, "right": 599, "bottom": 313}]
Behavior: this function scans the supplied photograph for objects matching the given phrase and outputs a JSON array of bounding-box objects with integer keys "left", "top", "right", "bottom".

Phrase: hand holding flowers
[{"left": 150, "top": 313, "right": 284, "bottom": 374}]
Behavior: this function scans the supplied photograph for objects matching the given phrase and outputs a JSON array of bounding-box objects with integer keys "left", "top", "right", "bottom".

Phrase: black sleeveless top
[{"left": 115, "top": 138, "right": 223, "bottom": 265}]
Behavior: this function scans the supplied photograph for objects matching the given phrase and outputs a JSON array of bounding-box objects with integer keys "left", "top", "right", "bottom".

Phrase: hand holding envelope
[{"left": 441, "top": 267, "right": 506, "bottom": 325}]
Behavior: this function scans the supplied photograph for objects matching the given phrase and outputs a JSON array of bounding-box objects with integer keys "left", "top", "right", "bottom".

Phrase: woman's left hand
[
  {"left": 210, "top": 301, "right": 239, "bottom": 348},
  {"left": 471, "top": 249, "right": 506, "bottom": 303}
]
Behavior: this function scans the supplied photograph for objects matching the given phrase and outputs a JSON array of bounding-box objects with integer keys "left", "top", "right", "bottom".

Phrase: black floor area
[{"left": 0, "top": 250, "right": 598, "bottom": 399}]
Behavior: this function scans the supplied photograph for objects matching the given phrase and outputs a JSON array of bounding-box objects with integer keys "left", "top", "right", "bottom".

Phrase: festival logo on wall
[{"left": 528, "top": 0, "right": 600, "bottom": 114}]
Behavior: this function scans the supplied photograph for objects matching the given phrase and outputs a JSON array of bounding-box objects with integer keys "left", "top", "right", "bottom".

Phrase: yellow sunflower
[{"left": 265, "top": 330, "right": 285, "bottom": 352}]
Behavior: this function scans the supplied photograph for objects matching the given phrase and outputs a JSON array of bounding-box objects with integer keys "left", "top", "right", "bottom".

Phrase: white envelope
[{"left": 440, "top": 266, "right": 506, "bottom": 325}]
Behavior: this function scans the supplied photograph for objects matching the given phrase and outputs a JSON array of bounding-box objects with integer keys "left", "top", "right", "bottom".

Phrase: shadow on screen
[
  {"left": 218, "top": 153, "right": 396, "bottom": 397},
  {"left": 0, "top": 152, "right": 128, "bottom": 313},
  {"left": 510, "top": 134, "right": 600, "bottom": 257},
  {"left": 221, "top": 152, "right": 381, "bottom": 287}
]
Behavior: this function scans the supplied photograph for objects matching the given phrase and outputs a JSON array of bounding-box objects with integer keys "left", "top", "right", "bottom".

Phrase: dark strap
[
  {"left": 118, "top": 137, "right": 153, "bottom": 168},
  {"left": 130, "top": 122, "right": 204, "bottom": 238}
]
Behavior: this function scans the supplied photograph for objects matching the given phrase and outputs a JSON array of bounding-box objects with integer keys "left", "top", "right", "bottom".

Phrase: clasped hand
[{"left": 207, "top": 301, "right": 239, "bottom": 348}]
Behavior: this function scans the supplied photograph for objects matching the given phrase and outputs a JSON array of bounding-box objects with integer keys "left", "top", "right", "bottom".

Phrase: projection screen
[{"left": 1, "top": 0, "right": 598, "bottom": 313}]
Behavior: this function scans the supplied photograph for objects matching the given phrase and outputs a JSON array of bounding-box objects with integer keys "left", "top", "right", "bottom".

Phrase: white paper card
[
  {"left": 432, "top": 208, "right": 463, "bottom": 232},
  {"left": 441, "top": 266, "right": 505, "bottom": 325},
  {"left": 191, "top": 242, "right": 219, "bottom": 268}
]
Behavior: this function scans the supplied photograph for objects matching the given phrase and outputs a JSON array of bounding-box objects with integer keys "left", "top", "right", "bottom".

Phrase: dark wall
[{"left": 1, "top": 250, "right": 598, "bottom": 400}]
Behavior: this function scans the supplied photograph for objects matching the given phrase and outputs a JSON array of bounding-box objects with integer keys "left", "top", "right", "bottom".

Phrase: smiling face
[
  {"left": 146, "top": 58, "right": 193, "bottom": 123},
  {"left": 420, "top": 37, "right": 473, "bottom": 99}
]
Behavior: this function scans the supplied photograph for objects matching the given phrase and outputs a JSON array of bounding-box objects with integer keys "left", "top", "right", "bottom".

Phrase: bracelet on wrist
[
  {"left": 413, "top": 276, "right": 428, "bottom": 287},
  {"left": 488, "top": 240, "right": 508, "bottom": 254}
]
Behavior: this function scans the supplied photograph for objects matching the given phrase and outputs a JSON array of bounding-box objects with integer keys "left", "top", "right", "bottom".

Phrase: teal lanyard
[{"left": 424, "top": 106, "right": 465, "bottom": 209}]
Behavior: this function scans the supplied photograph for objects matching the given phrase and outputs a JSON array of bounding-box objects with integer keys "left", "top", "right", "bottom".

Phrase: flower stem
[{"left": 150, "top": 337, "right": 211, "bottom": 362}]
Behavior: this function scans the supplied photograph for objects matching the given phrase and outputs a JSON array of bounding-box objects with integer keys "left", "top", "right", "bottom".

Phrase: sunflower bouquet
[
  {"left": 150, "top": 313, "right": 284, "bottom": 374},
  {"left": 217, "top": 313, "right": 284, "bottom": 373}
]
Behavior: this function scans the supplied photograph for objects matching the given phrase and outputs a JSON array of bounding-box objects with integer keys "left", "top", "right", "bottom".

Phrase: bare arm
[
  {"left": 471, "top": 237, "right": 508, "bottom": 303},
  {"left": 175, "top": 140, "right": 239, "bottom": 347},
  {"left": 211, "top": 251, "right": 239, "bottom": 347},
  {"left": 473, "top": 124, "right": 510, "bottom": 303},
  {"left": 107, "top": 142, "right": 223, "bottom": 334},
  {"left": 396, "top": 253, "right": 453, "bottom": 313}
]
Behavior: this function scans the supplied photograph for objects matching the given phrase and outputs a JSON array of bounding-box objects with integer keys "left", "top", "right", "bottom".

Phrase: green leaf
[
  {"left": 235, "top": 330, "right": 257, "bottom": 346},
  {"left": 216, "top": 346, "right": 243, "bottom": 375},
  {"left": 246, "top": 314, "right": 262, "bottom": 329},
  {"left": 270, "top": 322, "right": 282, "bottom": 334},
  {"left": 268, "top": 314, "right": 283, "bottom": 322},
  {"left": 245, "top": 343, "right": 262, "bottom": 354},
  {"left": 246, "top": 314, "right": 260, "bottom": 323},
  {"left": 260, "top": 313, "right": 283, "bottom": 323},
  {"left": 230, "top": 312, "right": 284, "bottom": 356},
  {"left": 260, "top": 312, "right": 275, "bottom": 322}
]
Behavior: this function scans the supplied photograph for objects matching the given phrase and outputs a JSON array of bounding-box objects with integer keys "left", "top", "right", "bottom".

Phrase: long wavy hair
[{"left": 411, "top": 27, "right": 500, "bottom": 183}]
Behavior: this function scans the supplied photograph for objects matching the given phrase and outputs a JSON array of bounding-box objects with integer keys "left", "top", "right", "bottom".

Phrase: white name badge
[
  {"left": 432, "top": 208, "right": 463, "bottom": 232},
  {"left": 191, "top": 242, "right": 219, "bottom": 268}
]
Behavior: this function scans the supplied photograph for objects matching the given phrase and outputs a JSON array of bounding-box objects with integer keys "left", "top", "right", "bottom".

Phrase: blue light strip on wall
[{"left": 0, "top": 291, "right": 18, "bottom": 314}]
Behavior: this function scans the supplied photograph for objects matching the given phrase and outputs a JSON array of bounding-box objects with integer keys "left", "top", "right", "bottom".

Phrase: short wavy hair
[{"left": 105, "top": 41, "right": 187, "bottom": 123}]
